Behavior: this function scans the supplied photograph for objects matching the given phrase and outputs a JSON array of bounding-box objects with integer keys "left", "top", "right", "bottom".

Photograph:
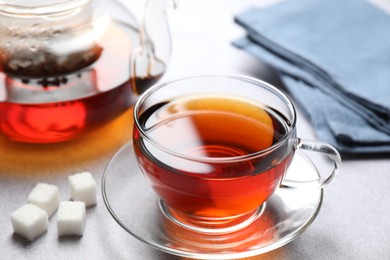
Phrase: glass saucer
[{"left": 102, "top": 142, "right": 323, "bottom": 259}]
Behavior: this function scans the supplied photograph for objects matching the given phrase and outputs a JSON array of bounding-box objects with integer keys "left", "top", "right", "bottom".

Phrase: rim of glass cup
[
  {"left": 0, "top": 0, "right": 90, "bottom": 16},
  {"left": 133, "top": 74, "right": 297, "bottom": 163}
]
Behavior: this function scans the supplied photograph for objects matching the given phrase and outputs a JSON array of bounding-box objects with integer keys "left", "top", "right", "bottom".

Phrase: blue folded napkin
[{"left": 233, "top": 0, "right": 390, "bottom": 154}]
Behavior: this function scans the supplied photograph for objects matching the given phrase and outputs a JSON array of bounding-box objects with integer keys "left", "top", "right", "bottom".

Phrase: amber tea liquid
[
  {"left": 134, "top": 95, "right": 293, "bottom": 220},
  {"left": 0, "top": 21, "right": 164, "bottom": 143}
]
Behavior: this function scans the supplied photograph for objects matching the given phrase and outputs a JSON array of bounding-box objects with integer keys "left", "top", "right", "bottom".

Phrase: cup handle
[{"left": 280, "top": 138, "right": 341, "bottom": 190}]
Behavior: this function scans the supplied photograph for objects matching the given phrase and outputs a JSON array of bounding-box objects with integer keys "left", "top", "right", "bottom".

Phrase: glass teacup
[{"left": 133, "top": 74, "right": 341, "bottom": 234}]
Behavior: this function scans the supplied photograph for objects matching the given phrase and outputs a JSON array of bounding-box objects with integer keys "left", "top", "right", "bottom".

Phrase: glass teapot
[{"left": 0, "top": 0, "right": 176, "bottom": 143}]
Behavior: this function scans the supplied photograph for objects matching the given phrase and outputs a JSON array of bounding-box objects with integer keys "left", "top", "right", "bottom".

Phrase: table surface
[{"left": 1, "top": 0, "right": 390, "bottom": 259}]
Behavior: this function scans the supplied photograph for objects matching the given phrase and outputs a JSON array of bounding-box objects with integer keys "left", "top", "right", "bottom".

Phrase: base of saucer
[
  {"left": 102, "top": 142, "right": 323, "bottom": 259},
  {"left": 159, "top": 199, "right": 266, "bottom": 235}
]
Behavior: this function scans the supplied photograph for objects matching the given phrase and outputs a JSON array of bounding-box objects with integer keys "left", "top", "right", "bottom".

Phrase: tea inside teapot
[{"left": 0, "top": 0, "right": 174, "bottom": 143}]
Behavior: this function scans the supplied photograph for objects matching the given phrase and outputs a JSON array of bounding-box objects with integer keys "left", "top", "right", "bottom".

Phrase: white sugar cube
[
  {"left": 11, "top": 204, "right": 48, "bottom": 241},
  {"left": 27, "top": 183, "right": 60, "bottom": 218},
  {"left": 68, "top": 172, "right": 97, "bottom": 207},
  {"left": 57, "top": 201, "right": 86, "bottom": 236}
]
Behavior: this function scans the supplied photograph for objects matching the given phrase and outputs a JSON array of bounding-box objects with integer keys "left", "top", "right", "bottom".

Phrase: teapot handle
[
  {"left": 131, "top": 0, "right": 178, "bottom": 93},
  {"left": 142, "top": 0, "right": 178, "bottom": 61}
]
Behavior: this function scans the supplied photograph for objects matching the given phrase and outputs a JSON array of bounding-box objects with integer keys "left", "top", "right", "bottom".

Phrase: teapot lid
[{"left": 0, "top": 0, "right": 90, "bottom": 15}]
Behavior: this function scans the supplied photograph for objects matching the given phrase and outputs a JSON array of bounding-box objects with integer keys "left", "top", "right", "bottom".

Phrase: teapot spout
[{"left": 131, "top": 0, "right": 177, "bottom": 95}]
